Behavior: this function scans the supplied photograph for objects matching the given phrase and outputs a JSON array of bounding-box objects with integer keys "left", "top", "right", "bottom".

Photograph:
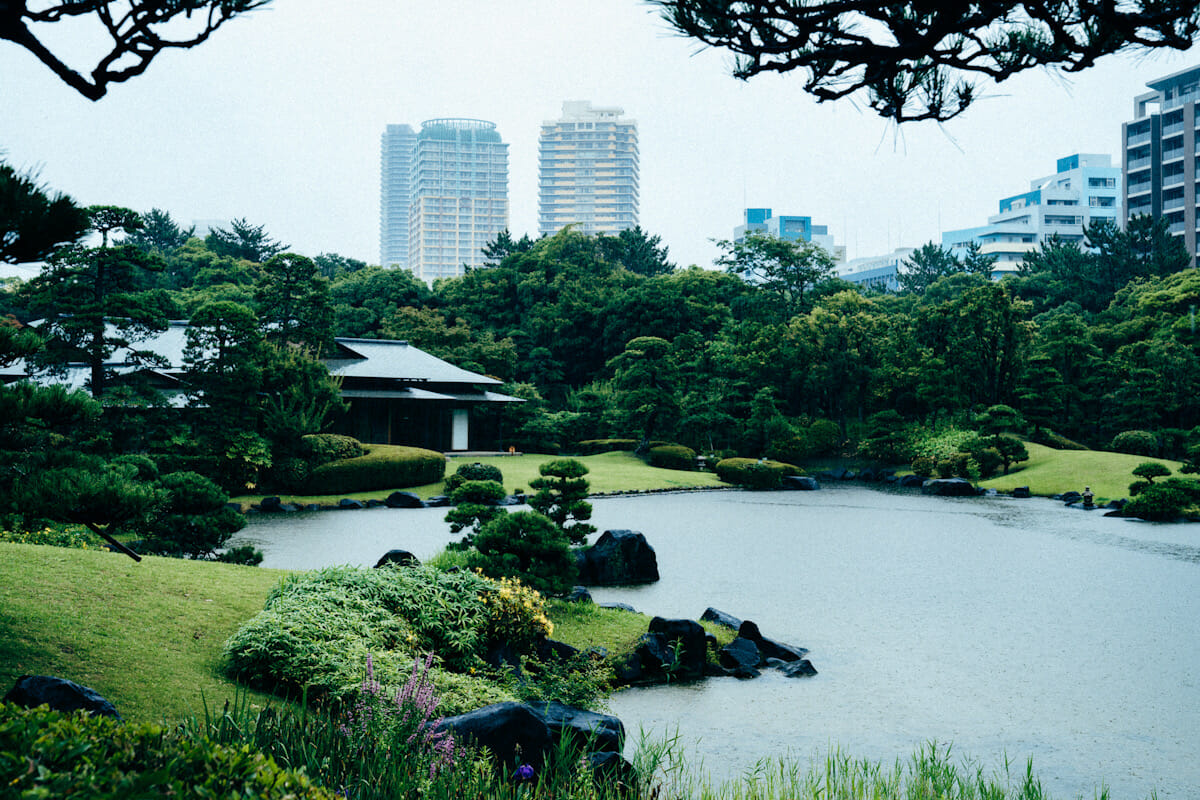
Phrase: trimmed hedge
[
  {"left": 715, "top": 457, "right": 801, "bottom": 490},
  {"left": 300, "top": 444, "right": 445, "bottom": 494},
  {"left": 0, "top": 704, "right": 335, "bottom": 799},
  {"left": 302, "top": 433, "right": 365, "bottom": 466},
  {"left": 574, "top": 439, "right": 639, "bottom": 455},
  {"left": 647, "top": 444, "right": 697, "bottom": 471}
]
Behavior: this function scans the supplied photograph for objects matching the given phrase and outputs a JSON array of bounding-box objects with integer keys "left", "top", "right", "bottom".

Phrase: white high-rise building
[
  {"left": 379, "top": 123, "right": 416, "bottom": 269},
  {"left": 538, "top": 101, "right": 639, "bottom": 237},
  {"left": 379, "top": 118, "right": 509, "bottom": 283}
]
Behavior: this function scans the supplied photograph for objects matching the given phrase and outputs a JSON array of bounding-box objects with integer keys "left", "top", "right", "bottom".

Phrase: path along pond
[{"left": 229, "top": 485, "right": 1200, "bottom": 799}]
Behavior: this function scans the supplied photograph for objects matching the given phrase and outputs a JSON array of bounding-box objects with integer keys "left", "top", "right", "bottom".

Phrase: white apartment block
[{"left": 538, "top": 101, "right": 639, "bottom": 236}]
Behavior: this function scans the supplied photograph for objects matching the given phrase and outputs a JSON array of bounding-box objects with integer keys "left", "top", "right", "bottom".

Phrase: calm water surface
[{"left": 232, "top": 486, "right": 1200, "bottom": 799}]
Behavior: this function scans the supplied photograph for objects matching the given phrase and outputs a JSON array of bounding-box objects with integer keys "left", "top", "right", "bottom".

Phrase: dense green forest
[{"left": 4, "top": 184, "right": 1200, "bottom": 543}]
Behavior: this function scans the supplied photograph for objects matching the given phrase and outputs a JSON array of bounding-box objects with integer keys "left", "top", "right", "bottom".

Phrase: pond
[{"left": 229, "top": 486, "right": 1200, "bottom": 799}]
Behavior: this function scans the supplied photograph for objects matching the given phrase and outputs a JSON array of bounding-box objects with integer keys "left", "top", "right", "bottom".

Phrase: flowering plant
[{"left": 340, "top": 653, "right": 457, "bottom": 779}]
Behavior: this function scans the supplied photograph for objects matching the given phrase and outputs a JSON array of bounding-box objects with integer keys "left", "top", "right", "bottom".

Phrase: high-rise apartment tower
[
  {"left": 1123, "top": 65, "right": 1200, "bottom": 267},
  {"left": 379, "top": 123, "right": 416, "bottom": 270},
  {"left": 379, "top": 118, "right": 509, "bottom": 283},
  {"left": 538, "top": 101, "right": 639, "bottom": 237}
]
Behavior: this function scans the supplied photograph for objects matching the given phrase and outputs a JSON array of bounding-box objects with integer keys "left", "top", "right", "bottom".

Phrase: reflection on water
[{"left": 234, "top": 485, "right": 1200, "bottom": 799}]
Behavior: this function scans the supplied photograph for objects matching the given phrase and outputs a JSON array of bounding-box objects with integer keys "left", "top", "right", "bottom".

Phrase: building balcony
[
  {"left": 1165, "top": 196, "right": 1187, "bottom": 211},
  {"left": 1127, "top": 157, "right": 1153, "bottom": 171}
]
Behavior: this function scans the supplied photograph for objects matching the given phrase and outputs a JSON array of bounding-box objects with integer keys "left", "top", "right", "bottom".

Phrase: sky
[{"left": 1, "top": 1, "right": 1198, "bottom": 272}]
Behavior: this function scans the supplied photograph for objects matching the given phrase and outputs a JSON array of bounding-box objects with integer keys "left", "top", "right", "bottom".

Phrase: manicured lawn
[
  {"left": 234, "top": 451, "right": 725, "bottom": 506},
  {"left": 0, "top": 542, "right": 282, "bottom": 723},
  {"left": 977, "top": 442, "right": 1183, "bottom": 502}
]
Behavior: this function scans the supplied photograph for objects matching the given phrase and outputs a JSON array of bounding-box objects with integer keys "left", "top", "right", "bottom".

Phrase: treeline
[{"left": 5, "top": 207, "right": 1200, "bottom": 466}]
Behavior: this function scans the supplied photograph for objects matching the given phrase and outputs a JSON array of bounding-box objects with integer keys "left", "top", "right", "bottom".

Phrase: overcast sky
[{"left": 1, "top": 2, "right": 1197, "bottom": 272}]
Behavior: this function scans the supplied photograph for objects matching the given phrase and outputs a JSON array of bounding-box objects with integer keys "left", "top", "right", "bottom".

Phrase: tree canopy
[
  {"left": 650, "top": 1, "right": 1200, "bottom": 122},
  {"left": 0, "top": 161, "right": 89, "bottom": 264},
  {"left": 1, "top": 0, "right": 270, "bottom": 100}
]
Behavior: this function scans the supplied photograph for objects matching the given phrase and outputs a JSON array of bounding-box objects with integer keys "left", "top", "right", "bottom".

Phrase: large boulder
[
  {"left": 899, "top": 474, "right": 927, "bottom": 489},
  {"left": 434, "top": 702, "right": 552, "bottom": 768},
  {"left": 384, "top": 491, "right": 425, "bottom": 509},
  {"left": 737, "top": 620, "right": 809, "bottom": 662},
  {"left": 700, "top": 607, "right": 742, "bottom": 631},
  {"left": 528, "top": 701, "right": 624, "bottom": 753},
  {"left": 5, "top": 675, "right": 121, "bottom": 719},
  {"left": 1011, "top": 486, "right": 1032, "bottom": 498},
  {"left": 576, "top": 530, "right": 659, "bottom": 585},
  {"left": 781, "top": 475, "right": 820, "bottom": 491},
  {"left": 921, "top": 478, "right": 979, "bottom": 497},
  {"left": 373, "top": 549, "right": 419, "bottom": 568},
  {"left": 647, "top": 617, "right": 708, "bottom": 680},
  {"left": 719, "top": 637, "right": 761, "bottom": 671}
]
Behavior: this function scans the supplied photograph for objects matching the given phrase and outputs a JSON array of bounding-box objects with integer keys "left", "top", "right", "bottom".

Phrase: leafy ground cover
[{"left": 977, "top": 442, "right": 1183, "bottom": 503}]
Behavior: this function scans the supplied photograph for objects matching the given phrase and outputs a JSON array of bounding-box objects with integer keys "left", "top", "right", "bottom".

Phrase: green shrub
[
  {"left": 301, "top": 445, "right": 445, "bottom": 494},
  {"left": 109, "top": 453, "right": 159, "bottom": 480},
  {"left": 0, "top": 524, "right": 98, "bottom": 549},
  {"left": 223, "top": 565, "right": 541, "bottom": 710},
  {"left": 467, "top": 511, "right": 577, "bottom": 596},
  {"left": 302, "top": 433, "right": 365, "bottom": 466},
  {"left": 806, "top": 419, "right": 843, "bottom": 456},
  {"left": 908, "top": 427, "right": 976, "bottom": 461},
  {"left": 1124, "top": 480, "right": 1199, "bottom": 521},
  {"left": 910, "top": 456, "right": 936, "bottom": 477},
  {"left": 0, "top": 704, "right": 335, "bottom": 799},
  {"left": 444, "top": 480, "right": 508, "bottom": 546},
  {"left": 1030, "top": 428, "right": 1089, "bottom": 450},
  {"left": 935, "top": 452, "right": 973, "bottom": 479},
  {"left": 269, "top": 456, "right": 310, "bottom": 489},
  {"left": 574, "top": 438, "right": 638, "bottom": 455},
  {"left": 137, "top": 471, "right": 247, "bottom": 560},
  {"left": 444, "top": 461, "right": 504, "bottom": 493},
  {"left": 646, "top": 444, "right": 696, "bottom": 471},
  {"left": 958, "top": 437, "right": 1003, "bottom": 479},
  {"left": 1111, "top": 430, "right": 1161, "bottom": 457},
  {"left": 715, "top": 457, "right": 800, "bottom": 490}
]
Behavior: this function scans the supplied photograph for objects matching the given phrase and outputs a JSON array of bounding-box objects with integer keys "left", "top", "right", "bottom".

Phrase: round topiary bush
[
  {"left": 715, "top": 457, "right": 800, "bottom": 490},
  {"left": 444, "top": 461, "right": 504, "bottom": 493},
  {"left": 647, "top": 444, "right": 696, "bottom": 471},
  {"left": 1110, "top": 430, "right": 1160, "bottom": 457}
]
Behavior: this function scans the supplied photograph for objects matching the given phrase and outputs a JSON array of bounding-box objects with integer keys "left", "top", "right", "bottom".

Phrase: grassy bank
[
  {"left": 0, "top": 542, "right": 282, "bottom": 722},
  {"left": 235, "top": 450, "right": 725, "bottom": 506},
  {"left": 977, "top": 442, "right": 1183, "bottom": 502}
]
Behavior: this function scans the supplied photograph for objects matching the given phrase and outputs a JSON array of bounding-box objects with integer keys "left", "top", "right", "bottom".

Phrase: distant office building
[
  {"left": 538, "top": 101, "right": 639, "bottom": 236},
  {"left": 379, "top": 124, "right": 417, "bottom": 269},
  {"left": 942, "top": 153, "right": 1122, "bottom": 275},
  {"left": 378, "top": 118, "right": 509, "bottom": 283},
  {"left": 1124, "top": 65, "right": 1200, "bottom": 266},
  {"left": 838, "top": 247, "right": 916, "bottom": 292},
  {"left": 734, "top": 208, "right": 847, "bottom": 263}
]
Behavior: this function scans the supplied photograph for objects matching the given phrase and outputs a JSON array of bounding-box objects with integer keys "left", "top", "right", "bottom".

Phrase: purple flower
[{"left": 514, "top": 763, "right": 536, "bottom": 782}]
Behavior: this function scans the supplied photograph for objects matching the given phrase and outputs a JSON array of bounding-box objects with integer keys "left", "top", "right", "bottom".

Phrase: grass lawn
[
  {"left": 234, "top": 451, "right": 726, "bottom": 506},
  {"left": 977, "top": 442, "right": 1183, "bottom": 502},
  {"left": 0, "top": 542, "right": 282, "bottom": 723}
]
